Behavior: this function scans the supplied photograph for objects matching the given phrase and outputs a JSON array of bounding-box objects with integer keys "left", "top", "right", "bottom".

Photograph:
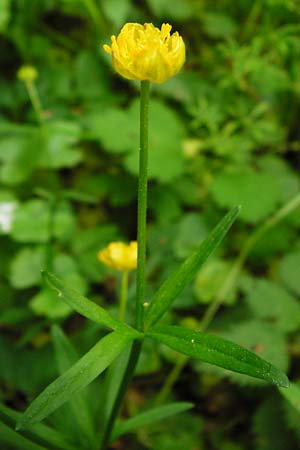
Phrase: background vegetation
[{"left": 1, "top": 0, "right": 300, "bottom": 449}]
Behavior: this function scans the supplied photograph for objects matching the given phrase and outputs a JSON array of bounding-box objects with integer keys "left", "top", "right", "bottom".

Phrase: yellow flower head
[
  {"left": 103, "top": 22, "right": 185, "bottom": 83},
  {"left": 17, "top": 65, "right": 38, "bottom": 83},
  {"left": 97, "top": 241, "right": 138, "bottom": 271}
]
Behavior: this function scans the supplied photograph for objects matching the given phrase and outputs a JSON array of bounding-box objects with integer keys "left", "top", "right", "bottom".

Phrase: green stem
[
  {"left": 82, "top": 0, "right": 108, "bottom": 33},
  {"left": 136, "top": 80, "right": 150, "bottom": 331},
  {"left": 118, "top": 271, "right": 128, "bottom": 322},
  {"left": 25, "top": 80, "right": 44, "bottom": 124},
  {"left": 99, "top": 81, "right": 150, "bottom": 449},
  {"left": 155, "top": 192, "right": 300, "bottom": 404},
  {"left": 243, "top": 0, "right": 262, "bottom": 37},
  {"left": 45, "top": 195, "right": 57, "bottom": 272}
]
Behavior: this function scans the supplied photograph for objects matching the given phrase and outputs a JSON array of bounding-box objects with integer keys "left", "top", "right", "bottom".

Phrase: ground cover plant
[{"left": 1, "top": 1, "right": 300, "bottom": 449}]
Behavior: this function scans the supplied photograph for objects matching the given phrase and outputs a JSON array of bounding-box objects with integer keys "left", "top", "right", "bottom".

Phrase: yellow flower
[
  {"left": 17, "top": 65, "right": 38, "bottom": 83},
  {"left": 103, "top": 22, "right": 185, "bottom": 83},
  {"left": 97, "top": 241, "right": 138, "bottom": 271}
]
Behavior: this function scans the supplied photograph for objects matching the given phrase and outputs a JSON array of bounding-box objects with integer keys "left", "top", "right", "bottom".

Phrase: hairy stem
[
  {"left": 99, "top": 80, "right": 150, "bottom": 449},
  {"left": 136, "top": 80, "right": 150, "bottom": 331}
]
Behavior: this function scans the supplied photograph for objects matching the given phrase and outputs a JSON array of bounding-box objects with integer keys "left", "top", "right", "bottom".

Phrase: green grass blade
[
  {"left": 147, "top": 325, "right": 289, "bottom": 388},
  {"left": 0, "top": 403, "right": 75, "bottom": 450},
  {"left": 16, "top": 331, "right": 133, "bottom": 431},
  {"left": 112, "top": 402, "right": 193, "bottom": 440},
  {"left": 144, "top": 207, "right": 240, "bottom": 329},
  {"left": 0, "top": 421, "right": 48, "bottom": 450},
  {"left": 43, "top": 271, "right": 140, "bottom": 337},
  {"left": 51, "top": 325, "right": 96, "bottom": 448}
]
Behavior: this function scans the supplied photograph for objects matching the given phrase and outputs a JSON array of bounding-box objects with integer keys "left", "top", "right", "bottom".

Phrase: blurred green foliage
[{"left": 1, "top": 0, "right": 300, "bottom": 449}]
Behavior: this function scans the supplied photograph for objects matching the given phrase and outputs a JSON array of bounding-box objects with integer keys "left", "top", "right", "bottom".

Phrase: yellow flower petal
[
  {"left": 97, "top": 241, "right": 138, "bottom": 271},
  {"left": 103, "top": 23, "right": 185, "bottom": 83}
]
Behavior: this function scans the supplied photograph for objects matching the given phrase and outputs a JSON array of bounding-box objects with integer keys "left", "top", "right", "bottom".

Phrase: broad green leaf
[
  {"left": 10, "top": 247, "right": 44, "bottom": 289},
  {"left": 43, "top": 271, "right": 141, "bottom": 337},
  {"left": 210, "top": 169, "right": 281, "bottom": 224},
  {"left": 0, "top": 403, "right": 74, "bottom": 450},
  {"left": 278, "top": 251, "right": 300, "bottom": 296},
  {"left": 16, "top": 331, "right": 133, "bottom": 431},
  {"left": 245, "top": 279, "right": 300, "bottom": 332},
  {"left": 112, "top": 402, "right": 193, "bottom": 440},
  {"left": 38, "top": 121, "right": 82, "bottom": 169},
  {"left": 145, "top": 207, "right": 240, "bottom": 329},
  {"left": 51, "top": 325, "right": 96, "bottom": 448},
  {"left": 11, "top": 199, "right": 75, "bottom": 243},
  {"left": 30, "top": 289, "right": 72, "bottom": 320},
  {"left": 0, "top": 421, "right": 47, "bottom": 450},
  {"left": 147, "top": 325, "right": 289, "bottom": 387}
]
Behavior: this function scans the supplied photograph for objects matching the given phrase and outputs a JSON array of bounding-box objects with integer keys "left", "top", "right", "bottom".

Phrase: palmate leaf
[
  {"left": 43, "top": 271, "right": 141, "bottom": 337},
  {"left": 147, "top": 326, "right": 289, "bottom": 387},
  {"left": 144, "top": 206, "right": 240, "bottom": 329},
  {"left": 112, "top": 402, "right": 193, "bottom": 441},
  {"left": 16, "top": 331, "right": 135, "bottom": 431}
]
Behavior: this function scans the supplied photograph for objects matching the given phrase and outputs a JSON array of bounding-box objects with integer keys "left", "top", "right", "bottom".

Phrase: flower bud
[
  {"left": 103, "top": 23, "right": 185, "bottom": 83},
  {"left": 17, "top": 65, "right": 38, "bottom": 83},
  {"left": 97, "top": 241, "right": 138, "bottom": 271}
]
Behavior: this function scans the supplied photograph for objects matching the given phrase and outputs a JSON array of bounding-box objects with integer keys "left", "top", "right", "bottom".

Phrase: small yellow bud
[
  {"left": 97, "top": 241, "right": 138, "bottom": 271},
  {"left": 17, "top": 65, "right": 38, "bottom": 83},
  {"left": 103, "top": 22, "right": 185, "bottom": 83}
]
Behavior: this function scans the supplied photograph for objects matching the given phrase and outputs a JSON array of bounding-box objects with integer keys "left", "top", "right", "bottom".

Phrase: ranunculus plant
[{"left": 15, "top": 22, "right": 289, "bottom": 450}]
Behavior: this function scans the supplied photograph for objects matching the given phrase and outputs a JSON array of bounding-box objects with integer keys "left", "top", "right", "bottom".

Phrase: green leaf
[
  {"left": 0, "top": 0, "right": 11, "bottom": 33},
  {"left": 0, "top": 421, "right": 48, "bottom": 450},
  {"left": 51, "top": 325, "right": 96, "bottom": 448},
  {"left": 125, "top": 100, "right": 185, "bottom": 182},
  {"left": 253, "top": 396, "right": 294, "bottom": 450},
  {"left": 16, "top": 331, "right": 133, "bottom": 431},
  {"left": 280, "top": 381, "right": 300, "bottom": 439},
  {"left": 245, "top": 279, "right": 300, "bottom": 332},
  {"left": 210, "top": 169, "right": 281, "bottom": 224},
  {"left": 30, "top": 289, "right": 72, "bottom": 320},
  {"left": 279, "top": 381, "right": 300, "bottom": 414},
  {"left": 43, "top": 271, "right": 140, "bottom": 336},
  {"left": 278, "top": 251, "right": 300, "bottom": 296},
  {"left": 206, "top": 320, "right": 289, "bottom": 387},
  {"left": 11, "top": 199, "right": 75, "bottom": 243},
  {"left": 0, "top": 132, "right": 43, "bottom": 185},
  {"left": 147, "top": 325, "right": 289, "bottom": 387},
  {"left": 112, "top": 402, "right": 193, "bottom": 440},
  {"left": 146, "top": 0, "right": 196, "bottom": 20},
  {"left": 144, "top": 207, "right": 240, "bottom": 329},
  {"left": 0, "top": 403, "right": 75, "bottom": 450},
  {"left": 10, "top": 247, "right": 44, "bottom": 289},
  {"left": 202, "top": 13, "right": 237, "bottom": 38},
  {"left": 194, "top": 258, "right": 235, "bottom": 305},
  {"left": 38, "top": 121, "right": 82, "bottom": 169}
]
